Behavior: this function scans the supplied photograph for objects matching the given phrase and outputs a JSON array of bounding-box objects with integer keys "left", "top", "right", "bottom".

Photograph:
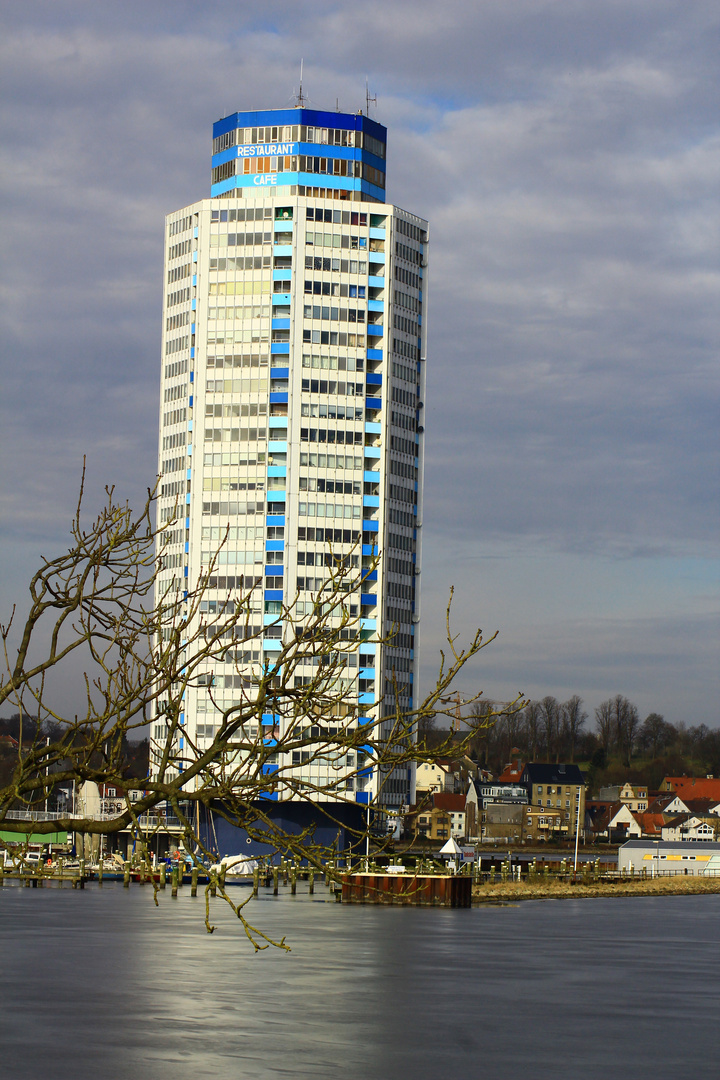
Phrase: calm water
[{"left": 1, "top": 883, "right": 718, "bottom": 1079}]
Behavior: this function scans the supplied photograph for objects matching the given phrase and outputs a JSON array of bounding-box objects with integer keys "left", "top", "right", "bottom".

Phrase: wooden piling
[
  {"left": 191, "top": 866, "right": 199, "bottom": 897},
  {"left": 123, "top": 860, "right": 130, "bottom": 887},
  {"left": 171, "top": 866, "right": 178, "bottom": 897},
  {"left": 252, "top": 867, "right": 259, "bottom": 896},
  {"left": 209, "top": 869, "right": 217, "bottom": 897},
  {"left": 290, "top": 867, "right": 297, "bottom": 895},
  {"left": 98, "top": 859, "right": 104, "bottom": 885},
  {"left": 272, "top": 866, "right": 279, "bottom": 895},
  {"left": 308, "top": 870, "right": 314, "bottom": 895},
  {"left": 159, "top": 864, "right": 166, "bottom": 890}
]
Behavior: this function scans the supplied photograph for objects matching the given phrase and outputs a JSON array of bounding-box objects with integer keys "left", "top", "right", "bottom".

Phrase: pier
[{"left": 340, "top": 872, "right": 472, "bottom": 907}]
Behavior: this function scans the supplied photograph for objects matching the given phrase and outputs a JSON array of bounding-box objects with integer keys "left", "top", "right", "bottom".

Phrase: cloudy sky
[{"left": 1, "top": 0, "right": 718, "bottom": 728}]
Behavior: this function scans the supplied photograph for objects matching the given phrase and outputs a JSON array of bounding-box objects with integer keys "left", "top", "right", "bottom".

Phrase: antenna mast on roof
[
  {"left": 365, "top": 78, "right": 377, "bottom": 117},
  {"left": 295, "top": 59, "right": 307, "bottom": 107}
]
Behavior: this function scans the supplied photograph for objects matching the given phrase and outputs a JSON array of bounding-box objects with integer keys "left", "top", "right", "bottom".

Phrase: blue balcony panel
[
  {"left": 368, "top": 299, "right": 384, "bottom": 312},
  {"left": 361, "top": 569, "right": 378, "bottom": 582},
  {"left": 269, "top": 367, "right": 289, "bottom": 378},
  {"left": 269, "top": 392, "right": 289, "bottom": 403},
  {"left": 363, "top": 470, "right": 379, "bottom": 483},
  {"left": 367, "top": 348, "right": 383, "bottom": 360},
  {"left": 355, "top": 792, "right": 370, "bottom": 805},
  {"left": 367, "top": 325, "right": 383, "bottom": 337},
  {"left": 274, "top": 220, "right": 294, "bottom": 231},
  {"left": 271, "top": 343, "right": 290, "bottom": 354},
  {"left": 266, "top": 514, "right": 286, "bottom": 526},
  {"left": 268, "top": 416, "right": 288, "bottom": 427},
  {"left": 264, "top": 589, "right": 284, "bottom": 602},
  {"left": 273, "top": 270, "right": 292, "bottom": 281},
  {"left": 265, "top": 565, "right": 284, "bottom": 575},
  {"left": 273, "top": 245, "right": 293, "bottom": 256},
  {"left": 364, "top": 422, "right": 382, "bottom": 434},
  {"left": 272, "top": 294, "right": 291, "bottom": 305},
  {"left": 368, "top": 251, "right": 386, "bottom": 263},
  {"left": 362, "top": 544, "right": 378, "bottom": 557},
  {"left": 363, "top": 520, "right": 379, "bottom": 532},
  {"left": 268, "top": 440, "right": 288, "bottom": 452},
  {"left": 271, "top": 318, "right": 291, "bottom": 331},
  {"left": 267, "top": 490, "right": 286, "bottom": 502},
  {"left": 364, "top": 446, "right": 381, "bottom": 460},
  {"left": 360, "top": 619, "right": 376, "bottom": 632},
  {"left": 368, "top": 275, "right": 385, "bottom": 288},
  {"left": 266, "top": 539, "right": 285, "bottom": 551},
  {"left": 262, "top": 713, "right": 282, "bottom": 723},
  {"left": 267, "top": 465, "right": 287, "bottom": 477},
  {"left": 369, "top": 227, "right": 386, "bottom": 239},
  {"left": 363, "top": 495, "right": 380, "bottom": 508},
  {"left": 366, "top": 372, "right": 382, "bottom": 385},
  {"left": 361, "top": 593, "right": 377, "bottom": 606},
  {"left": 358, "top": 694, "right": 375, "bottom": 706},
  {"left": 365, "top": 398, "right": 382, "bottom": 410}
]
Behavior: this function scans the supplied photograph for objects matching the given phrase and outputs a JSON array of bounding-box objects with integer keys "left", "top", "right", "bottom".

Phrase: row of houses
[
  {"left": 411, "top": 761, "right": 586, "bottom": 843},
  {"left": 409, "top": 762, "right": 720, "bottom": 846},
  {"left": 587, "top": 786, "right": 720, "bottom": 844}
]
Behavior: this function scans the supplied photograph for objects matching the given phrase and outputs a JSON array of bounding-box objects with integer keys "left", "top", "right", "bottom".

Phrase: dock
[{"left": 340, "top": 872, "right": 472, "bottom": 907}]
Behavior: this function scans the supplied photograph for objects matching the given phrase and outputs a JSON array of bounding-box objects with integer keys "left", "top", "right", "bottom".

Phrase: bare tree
[
  {"left": 594, "top": 700, "right": 614, "bottom": 754},
  {"left": 639, "top": 712, "right": 671, "bottom": 759},
  {"left": 594, "top": 695, "right": 640, "bottom": 766},
  {"left": 561, "top": 695, "right": 587, "bottom": 762},
  {"left": 538, "top": 696, "right": 560, "bottom": 762},
  {"left": 522, "top": 701, "right": 542, "bottom": 761},
  {"left": 1, "top": 481, "right": 521, "bottom": 944}
]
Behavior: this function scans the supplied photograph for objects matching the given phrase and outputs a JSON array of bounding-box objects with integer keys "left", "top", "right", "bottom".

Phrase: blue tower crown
[{"left": 211, "top": 107, "right": 387, "bottom": 201}]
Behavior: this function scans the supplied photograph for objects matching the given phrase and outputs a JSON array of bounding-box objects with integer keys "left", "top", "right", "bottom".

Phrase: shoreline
[{"left": 472, "top": 877, "right": 720, "bottom": 902}]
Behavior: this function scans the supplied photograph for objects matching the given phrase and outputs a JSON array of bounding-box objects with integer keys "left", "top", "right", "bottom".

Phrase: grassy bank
[{"left": 472, "top": 877, "right": 720, "bottom": 902}]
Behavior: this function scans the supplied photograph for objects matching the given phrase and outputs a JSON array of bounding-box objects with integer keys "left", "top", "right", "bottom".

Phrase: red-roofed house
[
  {"left": 631, "top": 812, "right": 666, "bottom": 837},
  {"left": 660, "top": 777, "right": 720, "bottom": 802},
  {"left": 497, "top": 756, "right": 524, "bottom": 783}
]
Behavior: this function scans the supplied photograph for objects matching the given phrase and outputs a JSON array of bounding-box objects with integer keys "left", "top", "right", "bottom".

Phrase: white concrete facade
[{"left": 152, "top": 120, "right": 428, "bottom": 814}]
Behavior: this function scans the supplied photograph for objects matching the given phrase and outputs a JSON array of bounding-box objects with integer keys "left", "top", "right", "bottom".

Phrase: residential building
[
  {"left": 660, "top": 776, "right": 720, "bottom": 802},
  {"left": 483, "top": 802, "right": 525, "bottom": 843},
  {"left": 497, "top": 755, "right": 524, "bottom": 784},
  {"left": 523, "top": 805, "right": 567, "bottom": 841},
  {"left": 415, "top": 759, "right": 461, "bottom": 794},
  {"left": 597, "top": 782, "right": 649, "bottom": 812},
  {"left": 631, "top": 812, "right": 666, "bottom": 837},
  {"left": 661, "top": 814, "right": 719, "bottom": 842},
  {"left": 410, "top": 793, "right": 466, "bottom": 841},
  {"left": 465, "top": 780, "right": 527, "bottom": 839},
  {"left": 152, "top": 106, "right": 428, "bottom": 827},
  {"left": 586, "top": 800, "right": 641, "bottom": 843},
  {"left": 520, "top": 763, "right": 586, "bottom": 840}
]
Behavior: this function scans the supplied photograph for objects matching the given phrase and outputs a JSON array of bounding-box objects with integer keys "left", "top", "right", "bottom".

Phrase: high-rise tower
[{"left": 154, "top": 107, "right": 427, "bottom": 820}]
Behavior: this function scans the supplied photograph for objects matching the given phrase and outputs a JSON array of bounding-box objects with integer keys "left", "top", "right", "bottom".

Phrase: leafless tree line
[{"left": 468, "top": 693, "right": 718, "bottom": 773}]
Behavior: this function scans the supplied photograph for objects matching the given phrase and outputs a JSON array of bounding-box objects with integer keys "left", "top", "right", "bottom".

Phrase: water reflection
[{"left": 1, "top": 884, "right": 718, "bottom": 1079}]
